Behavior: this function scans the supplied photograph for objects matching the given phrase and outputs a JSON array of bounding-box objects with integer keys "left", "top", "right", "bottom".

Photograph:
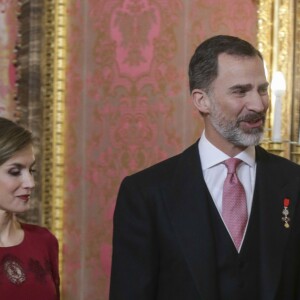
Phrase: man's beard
[{"left": 209, "top": 103, "right": 265, "bottom": 147}]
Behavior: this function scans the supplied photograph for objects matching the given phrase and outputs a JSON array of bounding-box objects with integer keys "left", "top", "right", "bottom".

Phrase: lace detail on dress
[
  {"left": 29, "top": 258, "right": 49, "bottom": 283},
  {"left": 1, "top": 255, "right": 26, "bottom": 285}
]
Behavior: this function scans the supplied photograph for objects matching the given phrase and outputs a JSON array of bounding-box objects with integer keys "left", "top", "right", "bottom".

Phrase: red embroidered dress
[{"left": 0, "top": 223, "right": 60, "bottom": 299}]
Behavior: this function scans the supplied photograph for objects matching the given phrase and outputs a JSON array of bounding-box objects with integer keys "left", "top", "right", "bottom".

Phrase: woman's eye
[
  {"left": 30, "top": 168, "right": 36, "bottom": 175},
  {"left": 8, "top": 169, "right": 21, "bottom": 176}
]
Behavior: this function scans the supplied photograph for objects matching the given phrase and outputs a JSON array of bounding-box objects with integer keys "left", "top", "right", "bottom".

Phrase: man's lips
[
  {"left": 238, "top": 114, "right": 265, "bottom": 129},
  {"left": 241, "top": 118, "right": 264, "bottom": 128}
]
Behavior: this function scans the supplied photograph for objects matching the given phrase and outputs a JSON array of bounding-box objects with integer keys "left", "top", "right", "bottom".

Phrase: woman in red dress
[{"left": 0, "top": 117, "right": 60, "bottom": 299}]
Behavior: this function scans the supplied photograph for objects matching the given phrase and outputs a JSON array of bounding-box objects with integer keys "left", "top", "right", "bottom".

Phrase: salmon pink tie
[{"left": 222, "top": 158, "right": 248, "bottom": 250}]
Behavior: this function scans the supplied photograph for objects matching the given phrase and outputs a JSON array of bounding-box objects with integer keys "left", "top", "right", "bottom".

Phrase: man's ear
[{"left": 192, "top": 89, "right": 210, "bottom": 114}]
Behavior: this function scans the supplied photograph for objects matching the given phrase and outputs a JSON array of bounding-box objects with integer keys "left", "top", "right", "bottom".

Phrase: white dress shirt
[{"left": 198, "top": 131, "right": 256, "bottom": 250}]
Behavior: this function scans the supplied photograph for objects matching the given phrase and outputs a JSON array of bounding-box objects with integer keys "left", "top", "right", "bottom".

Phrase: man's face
[{"left": 195, "top": 53, "right": 269, "bottom": 149}]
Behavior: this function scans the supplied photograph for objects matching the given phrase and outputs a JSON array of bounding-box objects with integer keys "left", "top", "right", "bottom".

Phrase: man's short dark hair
[{"left": 188, "top": 35, "right": 263, "bottom": 93}]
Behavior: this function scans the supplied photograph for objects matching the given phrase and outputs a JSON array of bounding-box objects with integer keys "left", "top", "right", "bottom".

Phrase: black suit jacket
[{"left": 110, "top": 142, "right": 300, "bottom": 300}]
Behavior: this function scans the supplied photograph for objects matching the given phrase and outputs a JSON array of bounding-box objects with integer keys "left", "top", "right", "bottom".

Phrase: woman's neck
[{"left": 0, "top": 212, "right": 23, "bottom": 247}]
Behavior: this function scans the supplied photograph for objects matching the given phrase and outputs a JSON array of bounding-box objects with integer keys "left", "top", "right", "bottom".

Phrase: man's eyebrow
[
  {"left": 229, "top": 82, "right": 269, "bottom": 91},
  {"left": 229, "top": 84, "right": 253, "bottom": 91}
]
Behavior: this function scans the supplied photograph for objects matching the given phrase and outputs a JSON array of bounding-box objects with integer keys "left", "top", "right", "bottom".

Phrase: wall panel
[{"left": 63, "top": 1, "right": 258, "bottom": 299}]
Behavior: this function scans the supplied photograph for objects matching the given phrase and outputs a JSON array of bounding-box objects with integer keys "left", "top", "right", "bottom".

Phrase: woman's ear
[{"left": 192, "top": 89, "right": 210, "bottom": 114}]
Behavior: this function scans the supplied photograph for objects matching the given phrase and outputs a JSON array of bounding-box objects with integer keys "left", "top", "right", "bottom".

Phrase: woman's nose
[{"left": 23, "top": 172, "right": 35, "bottom": 189}]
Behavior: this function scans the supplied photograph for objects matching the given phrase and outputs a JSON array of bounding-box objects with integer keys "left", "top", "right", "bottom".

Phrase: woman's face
[{"left": 0, "top": 144, "right": 35, "bottom": 214}]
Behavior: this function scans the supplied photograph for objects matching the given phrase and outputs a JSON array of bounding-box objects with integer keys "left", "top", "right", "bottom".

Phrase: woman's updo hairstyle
[{"left": 0, "top": 117, "right": 33, "bottom": 165}]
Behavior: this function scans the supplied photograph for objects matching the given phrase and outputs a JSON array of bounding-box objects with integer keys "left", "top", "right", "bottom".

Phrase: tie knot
[{"left": 224, "top": 158, "right": 242, "bottom": 174}]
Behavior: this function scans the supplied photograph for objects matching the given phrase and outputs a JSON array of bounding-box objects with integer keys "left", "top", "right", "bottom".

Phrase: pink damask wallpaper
[{"left": 63, "top": 0, "right": 257, "bottom": 299}]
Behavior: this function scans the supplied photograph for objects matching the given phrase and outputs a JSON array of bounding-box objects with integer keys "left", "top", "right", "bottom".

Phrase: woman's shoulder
[{"left": 21, "top": 223, "right": 58, "bottom": 245}]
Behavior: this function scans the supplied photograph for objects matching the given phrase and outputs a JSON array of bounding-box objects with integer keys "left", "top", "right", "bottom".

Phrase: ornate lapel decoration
[{"left": 282, "top": 198, "right": 290, "bottom": 229}]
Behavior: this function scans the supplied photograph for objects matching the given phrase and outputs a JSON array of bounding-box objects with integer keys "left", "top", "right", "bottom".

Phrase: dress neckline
[{"left": 0, "top": 222, "right": 26, "bottom": 249}]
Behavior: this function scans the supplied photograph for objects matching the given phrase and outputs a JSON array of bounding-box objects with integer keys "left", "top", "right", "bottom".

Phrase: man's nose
[{"left": 247, "top": 92, "right": 269, "bottom": 112}]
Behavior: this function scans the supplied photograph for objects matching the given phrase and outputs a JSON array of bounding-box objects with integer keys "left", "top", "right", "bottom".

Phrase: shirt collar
[{"left": 198, "top": 131, "right": 256, "bottom": 170}]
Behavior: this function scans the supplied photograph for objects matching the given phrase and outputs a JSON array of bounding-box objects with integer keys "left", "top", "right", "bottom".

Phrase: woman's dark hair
[{"left": 0, "top": 117, "right": 33, "bottom": 165}]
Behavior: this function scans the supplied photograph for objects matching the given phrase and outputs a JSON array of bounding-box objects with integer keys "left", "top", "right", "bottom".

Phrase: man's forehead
[
  {"left": 228, "top": 82, "right": 269, "bottom": 90},
  {"left": 217, "top": 54, "right": 266, "bottom": 76}
]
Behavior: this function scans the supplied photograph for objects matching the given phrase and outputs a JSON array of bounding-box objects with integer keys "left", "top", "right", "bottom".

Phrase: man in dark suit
[{"left": 109, "top": 35, "right": 300, "bottom": 300}]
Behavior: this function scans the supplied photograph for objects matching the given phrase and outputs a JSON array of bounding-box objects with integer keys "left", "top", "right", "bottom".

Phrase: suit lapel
[
  {"left": 165, "top": 142, "right": 219, "bottom": 300},
  {"left": 163, "top": 144, "right": 300, "bottom": 299},
  {"left": 255, "top": 147, "right": 300, "bottom": 300}
]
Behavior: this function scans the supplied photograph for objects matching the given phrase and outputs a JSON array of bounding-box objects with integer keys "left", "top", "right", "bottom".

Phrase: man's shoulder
[
  {"left": 256, "top": 145, "right": 300, "bottom": 172},
  {"left": 122, "top": 142, "right": 199, "bottom": 187}
]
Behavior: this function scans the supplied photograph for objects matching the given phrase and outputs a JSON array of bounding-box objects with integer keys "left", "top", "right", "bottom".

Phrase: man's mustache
[{"left": 237, "top": 112, "right": 266, "bottom": 123}]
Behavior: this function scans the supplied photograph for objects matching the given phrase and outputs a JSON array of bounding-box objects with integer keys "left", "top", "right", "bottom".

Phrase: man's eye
[
  {"left": 233, "top": 89, "right": 246, "bottom": 95},
  {"left": 259, "top": 88, "right": 269, "bottom": 95}
]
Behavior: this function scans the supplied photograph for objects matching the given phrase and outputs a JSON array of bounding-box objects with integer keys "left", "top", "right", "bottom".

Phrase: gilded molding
[
  {"left": 41, "top": 0, "right": 67, "bottom": 281},
  {"left": 273, "top": 0, "right": 294, "bottom": 149},
  {"left": 257, "top": 0, "right": 273, "bottom": 76},
  {"left": 257, "top": 0, "right": 273, "bottom": 142},
  {"left": 291, "top": 0, "right": 300, "bottom": 163},
  {"left": 257, "top": 0, "right": 294, "bottom": 158}
]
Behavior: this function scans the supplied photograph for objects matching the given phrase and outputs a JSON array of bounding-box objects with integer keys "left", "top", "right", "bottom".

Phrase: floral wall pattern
[
  {"left": 63, "top": 0, "right": 257, "bottom": 299},
  {"left": 0, "top": 0, "right": 258, "bottom": 299}
]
